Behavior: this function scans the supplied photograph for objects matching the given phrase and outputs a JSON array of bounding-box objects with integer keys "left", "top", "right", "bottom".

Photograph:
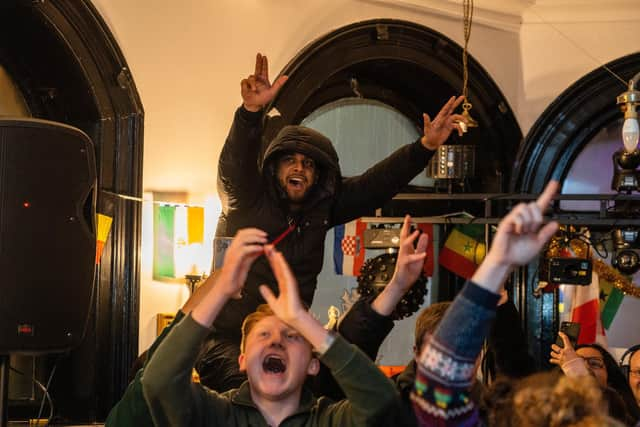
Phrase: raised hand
[
  {"left": 259, "top": 245, "right": 306, "bottom": 326},
  {"left": 471, "top": 181, "right": 559, "bottom": 294},
  {"left": 484, "top": 180, "right": 559, "bottom": 269},
  {"left": 372, "top": 215, "right": 428, "bottom": 316},
  {"left": 391, "top": 215, "right": 429, "bottom": 293},
  {"left": 260, "top": 246, "right": 332, "bottom": 352},
  {"left": 191, "top": 228, "right": 266, "bottom": 327},
  {"left": 241, "top": 53, "right": 288, "bottom": 112},
  {"left": 549, "top": 331, "right": 591, "bottom": 377},
  {"left": 549, "top": 332, "right": 579, "bottom": 367},
  {"left": 420, "top": 95, "right": 468, "bottom": 150},
  {"left": 217, "top": 228, "right": 267, "bottom": 299}
]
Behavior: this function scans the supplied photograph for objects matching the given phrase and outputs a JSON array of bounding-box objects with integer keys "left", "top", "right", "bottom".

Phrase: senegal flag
[{"left": 439, "top": 224, "right": 486, "bottom": 279}]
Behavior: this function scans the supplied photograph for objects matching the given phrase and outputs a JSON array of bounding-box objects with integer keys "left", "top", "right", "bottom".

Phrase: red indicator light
[
  {"left": 23, "top": 202, "right": 30, "bottom": 208},
  {"left": 17, "top": 324, "right": 34, "bottom": 336}
]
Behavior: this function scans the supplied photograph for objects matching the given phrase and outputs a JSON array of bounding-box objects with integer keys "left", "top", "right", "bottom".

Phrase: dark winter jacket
[{"left": 214, "top": 106, "right": 436, "bottom": 334}]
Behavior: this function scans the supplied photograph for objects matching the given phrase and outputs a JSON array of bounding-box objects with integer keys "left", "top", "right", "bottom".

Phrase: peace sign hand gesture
[{"left": 241, "top": 53, "right": 288, "bottom": 112}]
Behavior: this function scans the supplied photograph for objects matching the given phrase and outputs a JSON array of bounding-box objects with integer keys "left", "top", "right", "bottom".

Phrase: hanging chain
[{"left": 462, "top": 0, "right": 473, "bottom": 107}]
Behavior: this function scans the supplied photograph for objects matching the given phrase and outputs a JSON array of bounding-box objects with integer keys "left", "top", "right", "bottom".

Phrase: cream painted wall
[
  {"left": 88, "top": 0, "right": 640, "bottom": 352},
  {"left": 138, "top": 192, "right": 220, "bottom": 350},
  {"left": 90, "top": 0, "right": 521, "bottom": 194},
  {"left": 519, "top": 12, "right": 640, "bottom": 132}
]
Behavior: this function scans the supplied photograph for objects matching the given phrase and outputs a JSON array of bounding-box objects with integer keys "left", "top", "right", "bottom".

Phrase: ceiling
[{"left": 365, "top": 0, "right": 640, "bottom": 32}]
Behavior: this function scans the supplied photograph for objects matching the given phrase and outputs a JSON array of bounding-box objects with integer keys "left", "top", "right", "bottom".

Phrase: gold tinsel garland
[{"left": 545, "top": 229, "right": 640, "bottom": 298}]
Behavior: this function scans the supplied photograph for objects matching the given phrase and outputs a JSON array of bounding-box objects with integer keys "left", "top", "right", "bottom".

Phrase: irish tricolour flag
[
  {"left": 333, "top": 218, "right": 366, "bottom": 276},
  {"left": 153, "top": 204, "right": 205, "bottom": 280}
]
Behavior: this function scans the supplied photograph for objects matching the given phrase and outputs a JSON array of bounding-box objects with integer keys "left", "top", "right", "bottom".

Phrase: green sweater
[
  {"left": 141, "top": 313, "right": 401, "bottom": 426},
  {"left": 105, "top": 310, "right": 185, "bottom": 427}
]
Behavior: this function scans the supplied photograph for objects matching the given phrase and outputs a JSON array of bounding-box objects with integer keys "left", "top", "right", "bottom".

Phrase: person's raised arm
[
  {"left": 241, "top": 53, "right": 288, "bottom": 112},
  {"left": 218, "top": 53, "right": 288, "bottom": 208},
  {"left": 259, "top": 246, "right": 328, "bottom": 350},
  {"left": 371, "top": 215, "right": 429, "bottom": 316},
  {"left": 337, "top": 215, "right": 428, "bottom": 361},
  {"left": 332, "top": 97, "right": 468, "bottom": 224},
  {"left": 413, "top": 181, "right": 559, "bottom": 426},
  {"left": 192, "top": 228, "right": 267, "bottom": 327},
  {"left": 472, "top": 180, "right": 559, "bottom": 293},
  {"left": 420, "top": 95, "right": 467, "bottom": 150},
  {"left": 142, "top": 228, "right": 266, "bottom": 427},
  {"left": 550, "top": 332, "right": 589, "bottom": 377}
]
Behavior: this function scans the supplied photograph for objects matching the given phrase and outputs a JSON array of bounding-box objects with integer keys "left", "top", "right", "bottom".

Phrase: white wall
[
  {"left": 519, "top": 3, "right": 640, "bottom": 132},
  {"left": 88, "top": 0, "right": 640, "bottom": 353}
]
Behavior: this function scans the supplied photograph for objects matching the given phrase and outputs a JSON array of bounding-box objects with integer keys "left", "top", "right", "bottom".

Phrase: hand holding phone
[{"left": 555, "top": 321, "right": 580, "bottom": 348}]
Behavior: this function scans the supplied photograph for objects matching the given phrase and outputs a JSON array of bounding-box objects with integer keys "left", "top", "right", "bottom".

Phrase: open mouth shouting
[
  {"left": 286, "top": 175, "right": 307, "bottom": 191},
  {"left": 262, "top": 354, "right": 287, "bottom": 375}
]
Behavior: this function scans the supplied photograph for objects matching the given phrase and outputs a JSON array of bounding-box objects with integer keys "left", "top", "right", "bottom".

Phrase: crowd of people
[{"left": 106, "top": 54, "right": 640, "bottom": 426}]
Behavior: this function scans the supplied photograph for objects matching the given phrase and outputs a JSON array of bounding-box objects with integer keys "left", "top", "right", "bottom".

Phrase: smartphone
[{"left": 555, "top": 321, "right": 580, "bottom": 348}]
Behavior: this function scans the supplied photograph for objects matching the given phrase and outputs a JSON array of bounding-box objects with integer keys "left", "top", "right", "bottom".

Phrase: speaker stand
[{"left": 0, "top": 355, "right": 9, "bottom": 427}]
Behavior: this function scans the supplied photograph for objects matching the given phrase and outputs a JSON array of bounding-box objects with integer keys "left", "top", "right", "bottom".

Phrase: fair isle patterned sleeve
[{"left": 412, "top": 281, "right": 500, "bottom": 426}]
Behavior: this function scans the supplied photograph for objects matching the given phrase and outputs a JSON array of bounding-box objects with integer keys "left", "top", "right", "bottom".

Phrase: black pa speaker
[{"left": 0, "top": 118, "right": 96, "bottom": 354}]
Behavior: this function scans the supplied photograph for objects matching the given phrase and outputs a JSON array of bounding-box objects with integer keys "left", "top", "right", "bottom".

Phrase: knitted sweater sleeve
[{"left": 412, "top": 281, "right": 500, "bottom": 426}]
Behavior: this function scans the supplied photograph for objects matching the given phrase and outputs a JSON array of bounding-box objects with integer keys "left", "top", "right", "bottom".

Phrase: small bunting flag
[{"left": 95, "top": 213, "right": 113, "bottom": 264}]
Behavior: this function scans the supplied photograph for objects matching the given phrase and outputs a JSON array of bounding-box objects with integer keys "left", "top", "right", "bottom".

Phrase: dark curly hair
[{"left": 575, "top": 343, "right": 640, "bottom": 424}]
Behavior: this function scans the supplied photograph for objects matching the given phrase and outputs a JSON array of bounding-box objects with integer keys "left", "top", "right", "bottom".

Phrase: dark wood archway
[
  {"left": 512, "top": 53, "right": 640, "bottom": 367},
  {"left": 265, "top": 19, "right": 522, "bottom": 194},
  {"left": 0, "top": 0, "right": 142, "bottom": 420},
  {"left": 514, "top": 53, "right": 640, "bottom": 192},
  {"left": 260, "top": 18, "right": 523, "bottom": 301}
]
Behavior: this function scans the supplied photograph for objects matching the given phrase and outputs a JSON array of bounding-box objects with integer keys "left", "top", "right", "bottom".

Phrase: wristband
[{"left": 313, "top": 330, "right": 336, "bottom": 356}]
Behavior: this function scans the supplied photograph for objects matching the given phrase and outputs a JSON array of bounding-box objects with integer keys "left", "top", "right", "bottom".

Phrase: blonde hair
[
  {"left": 240, "top": 304, "right": 275, "bottom": 353},
  {"left": 511, "top": 373, "right": 622, "bottom": 427}
]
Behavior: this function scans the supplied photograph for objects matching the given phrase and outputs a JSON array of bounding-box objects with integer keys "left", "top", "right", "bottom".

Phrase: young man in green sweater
[{"left": 141, "top": 227, "right": 408, "bottom": 426}]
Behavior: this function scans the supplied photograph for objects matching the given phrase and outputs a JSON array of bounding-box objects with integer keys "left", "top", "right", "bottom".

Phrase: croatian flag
[{"left": 333, "top": 218, "right": 367, "bottom": 276}]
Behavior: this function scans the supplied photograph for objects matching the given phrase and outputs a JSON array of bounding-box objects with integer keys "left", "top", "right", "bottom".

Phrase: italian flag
[
  {"left": 439, "top": 224, "right": 486, "bottom": 279},
  {"left": 559, "top": 246, "right": 616, "bottom": 347},
  {"left": 561, "top": 271, "right": 607, "bottom": 347}
]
